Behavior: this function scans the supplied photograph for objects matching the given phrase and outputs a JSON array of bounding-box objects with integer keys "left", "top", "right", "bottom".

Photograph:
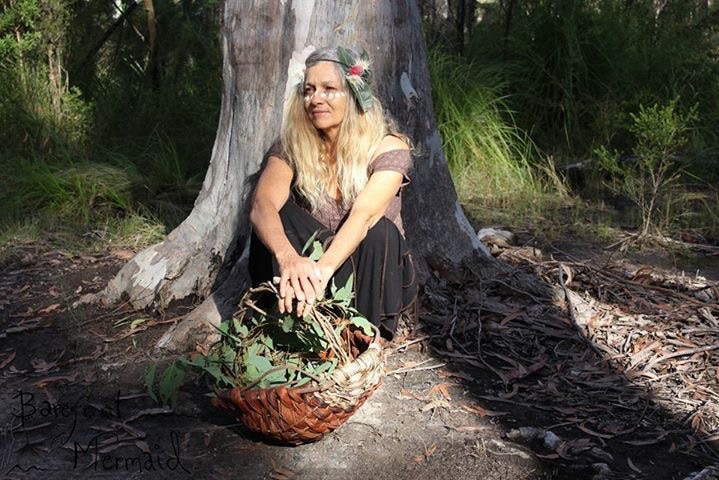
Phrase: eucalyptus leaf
[
  {"left": 203, "top": 364, "right": 224, "bottom": 383},
  {"left": 184, "top": 354, "right": 210, "bottom": 369},
  {"left": 334, "top": 274, "right": 354, "bottom": 305},
  {"left": 220, "top": 345, "right": 237, "bottom": 364},
  {"left": 247, "top": 343, "right": 261, "bottom": 357},
  {"left": 144, "top": 364, "right": 158, "bottom": 403},
  {"left": 301, "top": 229, "right": 321, "bottom": 255},
  {"left": 308, "top": 240, "right": 323, "bottom": 261},
  {"left": 281, "top": 315, "right": 294, "bottom": 333},
  {"left": 337, "top": 46, "right": 354, "bottom": 69},
  {"left": 307, "top": 318, "right": 328, "bottom": 346},
  {"left": 245, "top": 354, "right": 274, "bottom": 379},
  {"left": 232, "top": 317, "right": 249, "bottom": 337},
  {"left": 294, "top": 376, "right": 311, "bottom": 387},
  {"left": 159, "top": 361, "right": 186, "bottom": 408},
  {"left": 260, "top": 334, "right": 274, "bottom": 350},
  {"left": 314, "top": 360, "right": 334, "bottom": 375},
  {"left": 350, "top": 316, "right": 374, "bottom": 336},
  {"left": 216, "top": 321, "right": 243, "bottom": 344}
]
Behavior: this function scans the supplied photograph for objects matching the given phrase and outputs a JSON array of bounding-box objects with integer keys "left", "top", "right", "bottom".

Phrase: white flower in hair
[
  {"left": 346, "top": 58, "right": 370, "bottom": 86},
  {"left": 337, "top": 47, "right": 373, "bottom": 112}
]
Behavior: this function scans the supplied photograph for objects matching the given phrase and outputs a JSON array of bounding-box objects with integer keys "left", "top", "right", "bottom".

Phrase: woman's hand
[
  {"left": 314, "top": 261, "right": 335, "bottom": 298},
  {"left": 275, "top": 251, "right": 324, "bottom": 316}
]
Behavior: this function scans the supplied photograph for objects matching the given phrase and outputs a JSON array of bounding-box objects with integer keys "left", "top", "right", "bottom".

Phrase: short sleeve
[
  {"left": 368, "top": 149, "right": 412, "bottom": 187},
  {"left": 267, "top": 142, "right": 290, "bottom": 166}
]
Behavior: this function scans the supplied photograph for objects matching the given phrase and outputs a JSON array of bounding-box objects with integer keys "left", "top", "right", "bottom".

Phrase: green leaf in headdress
[
  {"left": 336, "top": 46, "right": 373, "bottom": 113},
  {"left": 337, "top": 46, "right": 354, "bottom": 69}
]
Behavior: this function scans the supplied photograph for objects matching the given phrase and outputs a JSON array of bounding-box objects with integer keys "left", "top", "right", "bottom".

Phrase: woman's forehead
[{"left": 304, "top": 61, "right": 342, "bottom": 85}]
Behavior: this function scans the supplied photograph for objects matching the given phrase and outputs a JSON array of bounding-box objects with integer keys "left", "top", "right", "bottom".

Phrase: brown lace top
[{"left": 268, "top": 144, "right": 411, "bottom": 236}]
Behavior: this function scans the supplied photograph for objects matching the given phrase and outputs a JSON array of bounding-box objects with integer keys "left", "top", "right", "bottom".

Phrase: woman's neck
[{"left": 322, "top": 139, "right": 338, "bottom": 166}]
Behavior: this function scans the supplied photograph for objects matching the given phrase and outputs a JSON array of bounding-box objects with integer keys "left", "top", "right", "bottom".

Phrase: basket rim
[
  {"left": 214, "top": 340, "right": 383, "bottom": 397},
  {"left": 218, "top": 282, "right": 383, "bottom": 393}
]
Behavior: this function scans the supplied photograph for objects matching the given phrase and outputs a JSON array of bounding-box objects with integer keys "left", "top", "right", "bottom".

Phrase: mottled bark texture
[{"left": 97, "top": 0, "right": 489, "bottom": 353}]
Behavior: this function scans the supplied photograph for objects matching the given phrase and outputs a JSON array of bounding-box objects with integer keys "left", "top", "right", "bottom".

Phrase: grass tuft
[{"left": 428, "top": 48, "right": 567, "bottom": 227}]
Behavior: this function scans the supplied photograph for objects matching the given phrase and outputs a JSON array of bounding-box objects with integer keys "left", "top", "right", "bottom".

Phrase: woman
[{"left": 249, "top": 46, "right": 417, "bottom": 340}]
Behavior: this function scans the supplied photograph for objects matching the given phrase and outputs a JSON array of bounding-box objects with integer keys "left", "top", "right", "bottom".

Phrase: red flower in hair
[{"left": 348, "top": 65, "right": 364, "bottom": 77}]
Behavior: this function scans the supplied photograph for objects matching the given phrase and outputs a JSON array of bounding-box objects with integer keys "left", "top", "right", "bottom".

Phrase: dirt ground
[{"left": 1, "top": 237, "right": 718, "bottom": 480}]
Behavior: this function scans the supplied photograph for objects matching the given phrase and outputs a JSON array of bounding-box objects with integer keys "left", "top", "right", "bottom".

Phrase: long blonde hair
[{"left": 280, "top": 47, "right": 390, "bottom": 210}]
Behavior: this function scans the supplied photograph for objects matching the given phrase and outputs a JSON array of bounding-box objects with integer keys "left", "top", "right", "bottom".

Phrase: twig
[
  {"left": 242, "top": 299, "right": 269, "bottom": 317},
  {"left": 387, "top": 362, "right": 446, "bottom": 375},
  {"left": 122, "top": 407, "right": 173, "bottom": 424},
  {"left": 644, "top": 345, "right": 719, "bottom": 371},
  {"left": 471, "top": 278, "right": 510, "bottom": 384},
  {"left": 388, "top": 336, "right": 429, "bottom": 353},
  {"left": 558, "top": 262, "right": 578, "bottom": 327}
]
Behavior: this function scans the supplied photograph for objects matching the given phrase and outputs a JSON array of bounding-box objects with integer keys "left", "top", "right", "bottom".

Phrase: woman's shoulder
[
  {"left": 373, "top": 134, "right": 410, "bottom": 159},
  {"left": 369, "top": 135, "right": 412, "bottom": 178},
  {"left": 267, "top": 141, "right": 290, "bottom": 162}
]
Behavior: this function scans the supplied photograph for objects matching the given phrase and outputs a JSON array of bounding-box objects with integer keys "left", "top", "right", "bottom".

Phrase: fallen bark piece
[
  {"left": 507, "top": 426, "right": 562, "bottom": 450},
  {"left": 682, "top": 464, "right": 719, "bottom": 480}
]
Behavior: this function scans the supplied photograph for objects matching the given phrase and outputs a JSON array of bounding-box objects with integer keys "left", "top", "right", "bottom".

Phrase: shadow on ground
[{"left": 0, "top": 240, "right": 717, "bottom": 479}]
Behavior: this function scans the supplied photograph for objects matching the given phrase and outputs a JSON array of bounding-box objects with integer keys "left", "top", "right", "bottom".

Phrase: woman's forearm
[
  {"left": 317, "top": 208, "right": 373, "bottom": 274},
  {"left": 250, "top": 201, "right": 298, "bottom": 263},
  {"left": 317, "top": 170, "right": 404, "bottom": 279},
  {"left": 251, "top": 199, "right": 324, "bottom": 307}
]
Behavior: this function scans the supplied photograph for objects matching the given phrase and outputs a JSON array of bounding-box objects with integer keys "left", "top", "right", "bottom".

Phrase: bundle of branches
[
  {"left": 187, "top": 277, "right": 378, "bottom": 391},
  {"left": 164, "top": 276, "right": 386, "bottom": 444}
]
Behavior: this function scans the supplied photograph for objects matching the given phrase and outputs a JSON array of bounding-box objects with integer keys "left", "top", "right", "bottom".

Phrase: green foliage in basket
[{"left": 145, "top": 274, "right": 375, "bottom": 406}]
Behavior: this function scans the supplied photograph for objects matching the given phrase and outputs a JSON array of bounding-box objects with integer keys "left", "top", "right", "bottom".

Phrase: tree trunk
[
  {"left": 143, "top": 0, "right": 160, "bottom": 89},
  {"left": 96, "top": 0, "right": 489, "bottom": 353}
]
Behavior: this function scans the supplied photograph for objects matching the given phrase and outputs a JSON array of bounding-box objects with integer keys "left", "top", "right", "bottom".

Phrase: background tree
[{"left": 93, "top": 0, "right": 490, "bottom": 352}]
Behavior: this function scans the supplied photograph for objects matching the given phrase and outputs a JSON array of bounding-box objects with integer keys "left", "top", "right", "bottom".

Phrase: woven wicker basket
[
  {"left": 212, "top": 285, "right": 385, "bottom": 445},
  {"left": 216, "top": 340, "right": 383, "bottom": 445}
]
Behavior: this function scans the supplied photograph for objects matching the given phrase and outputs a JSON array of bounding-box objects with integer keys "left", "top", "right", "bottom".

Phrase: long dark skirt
[{"left": 249, "top": 200, "right": 417, "bottom": 339}]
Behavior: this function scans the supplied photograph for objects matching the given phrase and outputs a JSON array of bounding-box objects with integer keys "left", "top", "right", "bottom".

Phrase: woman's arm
[
  {"left": 315, "top": 136, "right": 409, "bottom": 287},
  {"left": 249, "top": 156, "right": 322, "bottom": 314}
]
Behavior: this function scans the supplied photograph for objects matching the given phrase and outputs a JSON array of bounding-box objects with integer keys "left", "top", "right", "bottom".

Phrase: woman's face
[{"left": 303, "top": 61, "right": 348, "bottom": 141}]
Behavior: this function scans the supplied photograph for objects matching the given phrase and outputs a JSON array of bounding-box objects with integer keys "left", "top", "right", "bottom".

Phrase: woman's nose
[{"left": 309, "top": 91, "right": 325, "bottom": 105}]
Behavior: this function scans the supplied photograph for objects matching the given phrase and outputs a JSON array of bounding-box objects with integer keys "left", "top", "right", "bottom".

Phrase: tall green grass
[
  {"left": 1, "top": 160, "right": 135, "bottom": 224},
  {"left": 466, "top": 0, "right": 719, "bottom": 159},
  {"left": 428, "top": 49, "right": 566, "bottom": 225},
  {"left": 0, "top": 60, "right": 211, "bottom": 246},
  {"left": 0, "top": 0, "right": 219, "bottom": 250},
  {"left": 0, "top": 64, "right": 91, "bottom": 160}
]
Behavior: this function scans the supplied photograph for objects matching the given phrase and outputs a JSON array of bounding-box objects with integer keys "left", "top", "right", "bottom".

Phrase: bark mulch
[{"left": 419, "top": 241, "right": 719, "bottom": 478}]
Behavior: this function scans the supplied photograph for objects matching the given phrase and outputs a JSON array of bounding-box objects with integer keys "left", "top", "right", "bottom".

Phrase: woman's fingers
[
  {"left": 276, "top": 256, "right": 327, "bottom": 308},
  {"left": 279, "top": 271, "right": 290, "bottom": 299},
  {"left": 283, "top": 287, "right": 293, "bottom": 314},
  {"left": 297, "top": 275, "right": 318, "bottom": 304},
  {"left": 274, "top": 275, "right": 319, "bottom": 317},
  {"left": 278, "top": 284, "right": 294, "bottom": 314},
  {"left": 307, "top": 271, "right": 323, "bottom": 300},
  {"left": 290, "top": 275, "right": 306, "bottom": 302},
  {"left": 296, "top": 299, "right": 307, "bottom": 317}
]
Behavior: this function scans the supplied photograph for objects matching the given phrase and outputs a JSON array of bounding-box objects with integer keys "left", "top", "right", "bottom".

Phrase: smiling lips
[{"left": 311, "top": 109, "right": 330, "bottom": 117}]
